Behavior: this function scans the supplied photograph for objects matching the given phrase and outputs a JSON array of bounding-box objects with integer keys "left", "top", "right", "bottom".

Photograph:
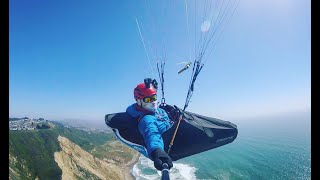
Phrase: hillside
[
  {"left": 9, "top": 121, "right": 138, "bottom": 180},
  {"left": 54, "top": 136, "right": 124, "bottom": 179}
]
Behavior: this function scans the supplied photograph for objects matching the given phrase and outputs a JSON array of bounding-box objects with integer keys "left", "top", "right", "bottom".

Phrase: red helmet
[{"left": 134, "top": 83, "right": 157, "bottom": 100}]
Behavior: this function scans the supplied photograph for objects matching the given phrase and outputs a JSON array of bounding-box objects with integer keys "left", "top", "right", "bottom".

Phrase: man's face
[
  {"left": 141, "top": 100, "right": 158, "bottom": 113},
  {"left": 138, "top": 94, "right": 158, "bottom": 113}
]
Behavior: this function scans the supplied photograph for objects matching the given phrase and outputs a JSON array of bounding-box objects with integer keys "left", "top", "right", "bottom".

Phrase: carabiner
[{"left": 161, "top": 98, "right": 166, "bottom": 105}]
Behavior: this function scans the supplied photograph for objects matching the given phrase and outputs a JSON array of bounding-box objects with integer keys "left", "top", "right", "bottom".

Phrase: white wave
[
  {"left": 132, "top": 156, "right": 159, "bottom": 180},
  {"left": 139, "top": 156, "right": 154, "bottom": 167},
  {"left": 170, "top": 163, "right": 197, "bottom": 180},
  {"left": 132, "top": 164, "right": 159, "bottom": 180},
  {"left": 132, "top": 156, "right": 198, "bottom": 180}
]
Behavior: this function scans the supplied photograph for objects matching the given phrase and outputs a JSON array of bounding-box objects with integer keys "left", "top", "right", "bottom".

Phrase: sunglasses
[{"left": 143, "top": 94, "right": 157, "bottom": 103}]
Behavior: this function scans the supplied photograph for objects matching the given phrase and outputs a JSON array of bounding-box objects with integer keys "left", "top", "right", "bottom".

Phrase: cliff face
[
  {"left": 54, "top": 136, "right": 125, "bottom": 180},
  {"left": 9, "top": 124, "right": 139, "bottom": 180}
]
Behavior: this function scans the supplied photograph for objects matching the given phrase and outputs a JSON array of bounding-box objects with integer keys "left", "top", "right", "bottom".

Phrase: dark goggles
[{"left": 143, "top": 94, "right": 157, "bottom": 103}]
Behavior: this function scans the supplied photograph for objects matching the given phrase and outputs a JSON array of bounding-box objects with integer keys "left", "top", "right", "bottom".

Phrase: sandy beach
[{"left": 123, "top": 152, "right": 140, "bottom": 180}]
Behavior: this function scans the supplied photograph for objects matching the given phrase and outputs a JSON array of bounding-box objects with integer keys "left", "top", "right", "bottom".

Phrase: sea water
[{"left": 131, "top": 111, "right": 311, "bottom": 180}]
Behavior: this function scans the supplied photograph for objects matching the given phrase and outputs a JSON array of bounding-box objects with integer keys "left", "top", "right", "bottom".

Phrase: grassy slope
[
  {"left": 9, "top": 122, "right": 119, "bottom": 180},
  {"left": 9, "top": 129, "right": 62, "bottom": 179},
  {"left": 52, "top": 125, "right": 114, "bottom": 152}
]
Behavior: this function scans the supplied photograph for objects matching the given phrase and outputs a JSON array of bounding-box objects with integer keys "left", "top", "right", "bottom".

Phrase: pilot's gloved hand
[
  {"left": 151, "top": 148, "right": 173, "bottom": 171},
  {"left": 170, "top": 105, "right": 182, "bottom": 121},
  {"left": 160, "top": 104, "right": 181, "bottom": 122},
  {"left": 159, "top": 104, "right": 172, "bottom": 111}
]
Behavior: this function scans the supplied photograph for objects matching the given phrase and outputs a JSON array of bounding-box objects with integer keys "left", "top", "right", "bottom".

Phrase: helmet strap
[{"left": 137, "top": 99, "right": 143, "bottom": 107}]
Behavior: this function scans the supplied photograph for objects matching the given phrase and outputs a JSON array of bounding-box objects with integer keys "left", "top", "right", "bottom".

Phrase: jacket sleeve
[{"left": 138, "top": 115, "right": 165, "bottom": 156}]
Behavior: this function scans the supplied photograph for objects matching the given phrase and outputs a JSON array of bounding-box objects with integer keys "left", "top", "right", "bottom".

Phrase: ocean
[{"left": 131, "top": 111, "right": 311, "bottom": 180}]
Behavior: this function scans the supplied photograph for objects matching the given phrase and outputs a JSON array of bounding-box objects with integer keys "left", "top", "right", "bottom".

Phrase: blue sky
[{"left": 9, "top": 0, "right": 310, "bottom": 123}]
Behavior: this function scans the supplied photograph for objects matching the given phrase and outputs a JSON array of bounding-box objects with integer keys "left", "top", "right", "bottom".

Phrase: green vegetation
[
  {"left": 93, "top": 141, "right": 136, "bottom": 164},
  {"left": 9, "top": 121, "right": 119, "bottom": 180},
  {"left": 52, "top": 125, "right": 114, "bottom": 152},
  {"left": 9, "top": 119, "right": 138, "bottom": 179},
  {"left": 36, "top": 123, "right": 51, "bottom": 129},
  {"left": 51, "top": 125, "right": 136, "bottom": 164},
  {"left": 9, "top": 129, "right": 62, "bottom": 179},
  {"left": 9, "top": 118, "right": 22, "bottom": 121}
]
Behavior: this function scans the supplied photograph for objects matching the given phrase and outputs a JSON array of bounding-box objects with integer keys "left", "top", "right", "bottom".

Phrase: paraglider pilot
[{"left": 126, "top": 78, "right": 180, "bottom": 171}]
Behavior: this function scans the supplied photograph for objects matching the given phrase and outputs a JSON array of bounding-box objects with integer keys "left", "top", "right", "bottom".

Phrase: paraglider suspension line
[
  {"left": 157, "top": 62, "right": 166, "bottom": 105},
  {"left": 167, "top": 61, "right": 204, "bottom": 154}
]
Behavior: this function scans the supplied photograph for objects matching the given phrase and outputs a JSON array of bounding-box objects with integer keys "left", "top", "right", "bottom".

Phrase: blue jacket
[{"left": 126, "top": 103, "right": 174, "bottom": 156}]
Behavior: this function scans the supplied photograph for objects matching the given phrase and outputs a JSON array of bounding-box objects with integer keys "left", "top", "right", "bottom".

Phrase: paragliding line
[
  {"left": 168, "top": 61, "right": 204, "bottom": 154},
  {"left": 184, "top": 0, "right": 191, "bottom": 62},
  {"left": 157, "top": 62, "right": 166, "bottom": 105},
  {"left": 135, "top": 17, "right": 155, "bottom": 78},
  {"left": 203, "top": 0, "right": 240, "bottom": 64}
]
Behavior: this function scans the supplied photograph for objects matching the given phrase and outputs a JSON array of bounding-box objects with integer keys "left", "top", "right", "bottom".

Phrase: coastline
[{"left": 123, "top": 152, "right": 140, "bottom": 180}]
